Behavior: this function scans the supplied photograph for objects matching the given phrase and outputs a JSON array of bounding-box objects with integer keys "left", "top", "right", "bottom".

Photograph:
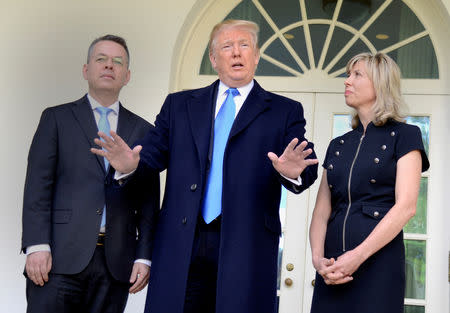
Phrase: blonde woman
[{"left": 309, "top": 52, "right": 429, "bottom": 313}]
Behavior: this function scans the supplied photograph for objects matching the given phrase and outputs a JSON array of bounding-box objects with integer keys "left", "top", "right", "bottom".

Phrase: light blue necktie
[
  {"left": 95, "top": 106, "right": 113, "bottom": 228},
  {"left": 202, "top": 88, "right": 239, "bottom": 224}
]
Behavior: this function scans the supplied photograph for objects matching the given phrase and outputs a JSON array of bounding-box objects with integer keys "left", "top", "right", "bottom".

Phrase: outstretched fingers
[{"left": 285, "top": 138, "right": 300, "bottom": 152}]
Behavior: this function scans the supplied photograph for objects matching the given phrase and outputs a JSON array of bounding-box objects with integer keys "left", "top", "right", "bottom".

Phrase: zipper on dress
[{"left": 342, "top": 133, "right": 365, "bottom": 252}]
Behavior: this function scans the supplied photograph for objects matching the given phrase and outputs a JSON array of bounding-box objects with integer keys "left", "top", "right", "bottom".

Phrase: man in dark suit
[
  {"left": 93, "top": 20, "right": 318, "bottom": 313},
  {"left": 21, "top": 35, "right": 159, "bottom": 313}
]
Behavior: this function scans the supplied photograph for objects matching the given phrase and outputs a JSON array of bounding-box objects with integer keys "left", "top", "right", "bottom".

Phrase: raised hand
[
  {"left": 267, "top": 138, "right": 319, "bottom": 179},
  {"left": 91, "top": 130, "right": 141, "bottom": 174}
]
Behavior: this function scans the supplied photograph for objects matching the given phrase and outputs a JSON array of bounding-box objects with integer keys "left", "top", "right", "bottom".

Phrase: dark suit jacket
[
  {"left": 21, "top": 95, "right": 160, "bottom": 282},
  {"left": 137, "top": 80, "right": 318, "bottom": 313}
]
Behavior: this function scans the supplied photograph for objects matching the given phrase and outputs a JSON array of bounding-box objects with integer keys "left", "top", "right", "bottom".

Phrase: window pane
[
  {"left": 405, "top": 116, "right": 430, "bottom": 156},
  {"left": 365, "top": 0, "right": 424, "bottom": 51},
  {"left": 310, "top": 24, "right": 331, "bottom": 66},
  {"left": 277, "top": 187, "right": 287, "bottom": 290},
  {"left": 258, "top": 58, "right": 296, "bottom": 76},
  {"left": 338, "top": 0, "right": 386, "bottom": 30},
  {"left": 199, "top": 49, "right": 215, "bottom": 75},
  {"left": 265, "top": 37, "right": 305, "bottom": 73},
  {"left": 333, "top": 114, "right": 352, "bottom": 138},
  {"left": 404, "top": 305, "right": 425, "bottom": 313},
  {"left": 259, "top": 0, "right": 301, "bottom": 29},
  {"left": 305, "top": 0, "right": 335, "bottom": 20},
  {"left": 281, "top": 26, "right": 310, "bottom": 70},
  {"left": 323, "top": 27, "right": 353, "bottom": 70},
  {"left": 404, "top": 177, "right": 428, "bottom": 234},
  {"left": 328, "top": 37, "right": 371, "bottom": 74},
  {"left": 387, "top": 35, "right": 439, "bottom": 78},
  {"left": 404, "top": 240, "right": 426, "bottom": 299}
]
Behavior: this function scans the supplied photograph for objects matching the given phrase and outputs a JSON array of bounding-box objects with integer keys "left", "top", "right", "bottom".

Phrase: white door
[{"left": 278, "top": 92, "right": 449, "bottom": 313}]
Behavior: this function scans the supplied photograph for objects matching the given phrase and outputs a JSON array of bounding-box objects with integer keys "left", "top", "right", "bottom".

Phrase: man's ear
[
  {"left": 124, "top": 69, "right": 131, "bottom": 86},
  {"left": 254, "top": 49, "right": 260, "bottom": 66},
  {"left": 209, "top": 52, "right": 217, "bottom": 70},
  {"left": 82, "top": 64, "right": 88, "bottom": 80}
]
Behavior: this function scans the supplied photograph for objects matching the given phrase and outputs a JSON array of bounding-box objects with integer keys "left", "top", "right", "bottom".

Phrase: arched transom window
[{"left": 200, "top": 0, "right": 438, "bottom": 79}]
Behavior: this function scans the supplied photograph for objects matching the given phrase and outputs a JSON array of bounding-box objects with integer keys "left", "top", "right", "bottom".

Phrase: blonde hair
[
  {"left": 208, "top": 19, "right": 260, "bottom": 55},
  {"left": 346, "top": 52, "right": 407, "bottom": 128}
]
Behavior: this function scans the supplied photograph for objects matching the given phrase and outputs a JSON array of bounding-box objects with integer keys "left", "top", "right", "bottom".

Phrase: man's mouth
[
  {"left": 101, "top": 74, "right": 115, "bottom": 80},
  {"left": 232, "top": 63, "right": 244, "bottom": 69}
]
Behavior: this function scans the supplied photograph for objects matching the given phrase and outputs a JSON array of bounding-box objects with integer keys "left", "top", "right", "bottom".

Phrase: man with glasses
[{"left": 22, "top": 34, "right": 159, "bottom": 313}]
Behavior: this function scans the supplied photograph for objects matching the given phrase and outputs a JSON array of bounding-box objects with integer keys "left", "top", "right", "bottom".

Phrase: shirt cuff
[
  {"left": 134, "top": 259, "right": 151, "bottom": 267},
  {"left": 114, "top": 169, "right": 136, "bottom": 180},
  {"left": 26, "top": 244, "right": 51, "bottom": 255},
  {"left": 281, "top": 173, "right": 302, "bottom": 186}
]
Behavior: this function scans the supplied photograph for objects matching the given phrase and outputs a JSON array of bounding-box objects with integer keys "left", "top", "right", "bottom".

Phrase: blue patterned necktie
[
  {"left": 95, "top": 106, "right": 113, "bottom": 228},
  {"left": 202, "top": 88, "right": 239, "bottom": 224}
]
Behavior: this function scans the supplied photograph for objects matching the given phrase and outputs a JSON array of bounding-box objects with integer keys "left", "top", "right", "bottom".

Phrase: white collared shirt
[
  {"left": 88, "top": 94, "right": 119, "bottom": 133},
  {"left": 215, "top": 80, "right": 254, "bottom": 118}
]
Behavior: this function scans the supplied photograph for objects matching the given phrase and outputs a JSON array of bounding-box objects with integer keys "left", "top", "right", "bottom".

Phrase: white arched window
[{"left": 199, "top": 0, "right": 438, "bottom": 79}]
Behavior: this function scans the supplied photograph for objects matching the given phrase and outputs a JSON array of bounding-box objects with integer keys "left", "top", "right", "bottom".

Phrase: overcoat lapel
[
  {"left": 70, "top": 95, "right": 106, "bottom": 173},
  {"left": 186, "top": 82, "right": 217, "bottom": 174},
  {"left": 116, "top": 104, "right": 136, "bottom": 144},
  {"left": 229, "top": 81, "right": 271, "bottom": 139}
]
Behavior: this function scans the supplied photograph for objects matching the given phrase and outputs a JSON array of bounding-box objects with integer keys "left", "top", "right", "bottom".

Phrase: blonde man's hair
[
  {"left": 208, "top": 19, "right": 260, "bottom": 55},
  {"left": 346, "top": 52, "right": 407, "bottom": 128}
]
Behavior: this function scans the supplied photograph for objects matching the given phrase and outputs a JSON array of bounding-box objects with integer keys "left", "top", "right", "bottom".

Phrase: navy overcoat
[{"left": 138, "top": 80, "right": 318, "bottom": 313}]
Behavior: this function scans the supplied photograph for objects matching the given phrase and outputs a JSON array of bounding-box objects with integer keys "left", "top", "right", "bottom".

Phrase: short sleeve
[
  {"left": 322, "top": 139, "right": 335, "bottom": 169},
  {"left": 394, "top": 124, "right": 430, "bottom": 172}
]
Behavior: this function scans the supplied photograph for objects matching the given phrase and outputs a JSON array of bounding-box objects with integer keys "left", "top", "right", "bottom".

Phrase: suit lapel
[
  {"left": 186, "top": 81, "right": 217, "bottom": 173},
  {"left": 70, "top": 95, "right": 106, "bottom": 173},
  {"left": 229, "top": 81, "right": 271, "bottom": 139}
]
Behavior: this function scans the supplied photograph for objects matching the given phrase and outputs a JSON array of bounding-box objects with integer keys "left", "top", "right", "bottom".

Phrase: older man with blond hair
[{"left": 93, "top": 20, "right": 318, "bottom": 313}]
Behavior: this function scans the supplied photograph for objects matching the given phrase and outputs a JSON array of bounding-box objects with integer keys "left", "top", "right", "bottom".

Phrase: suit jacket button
[
  {"left": 96, "top": 208, "right": 103, "bottom": 215},
  {"left": 190, "top": 184, "right": 197, "bottom": 191},
  {"left": 182, "top": 217, "right": 187, "bottom": 224}
]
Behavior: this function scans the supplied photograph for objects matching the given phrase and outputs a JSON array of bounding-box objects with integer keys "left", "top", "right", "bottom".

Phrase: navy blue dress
[{"left": 310, "top": 120, "right": 429, "bottom": 313}]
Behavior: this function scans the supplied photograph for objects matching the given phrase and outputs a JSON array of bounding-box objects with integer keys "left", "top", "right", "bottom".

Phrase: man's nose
[
  {"left": 104, "top": 58, "right": 114, "bottom": 69},
  {"left": 232, "top": 44, "right": 241, "bottom": 56}
]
